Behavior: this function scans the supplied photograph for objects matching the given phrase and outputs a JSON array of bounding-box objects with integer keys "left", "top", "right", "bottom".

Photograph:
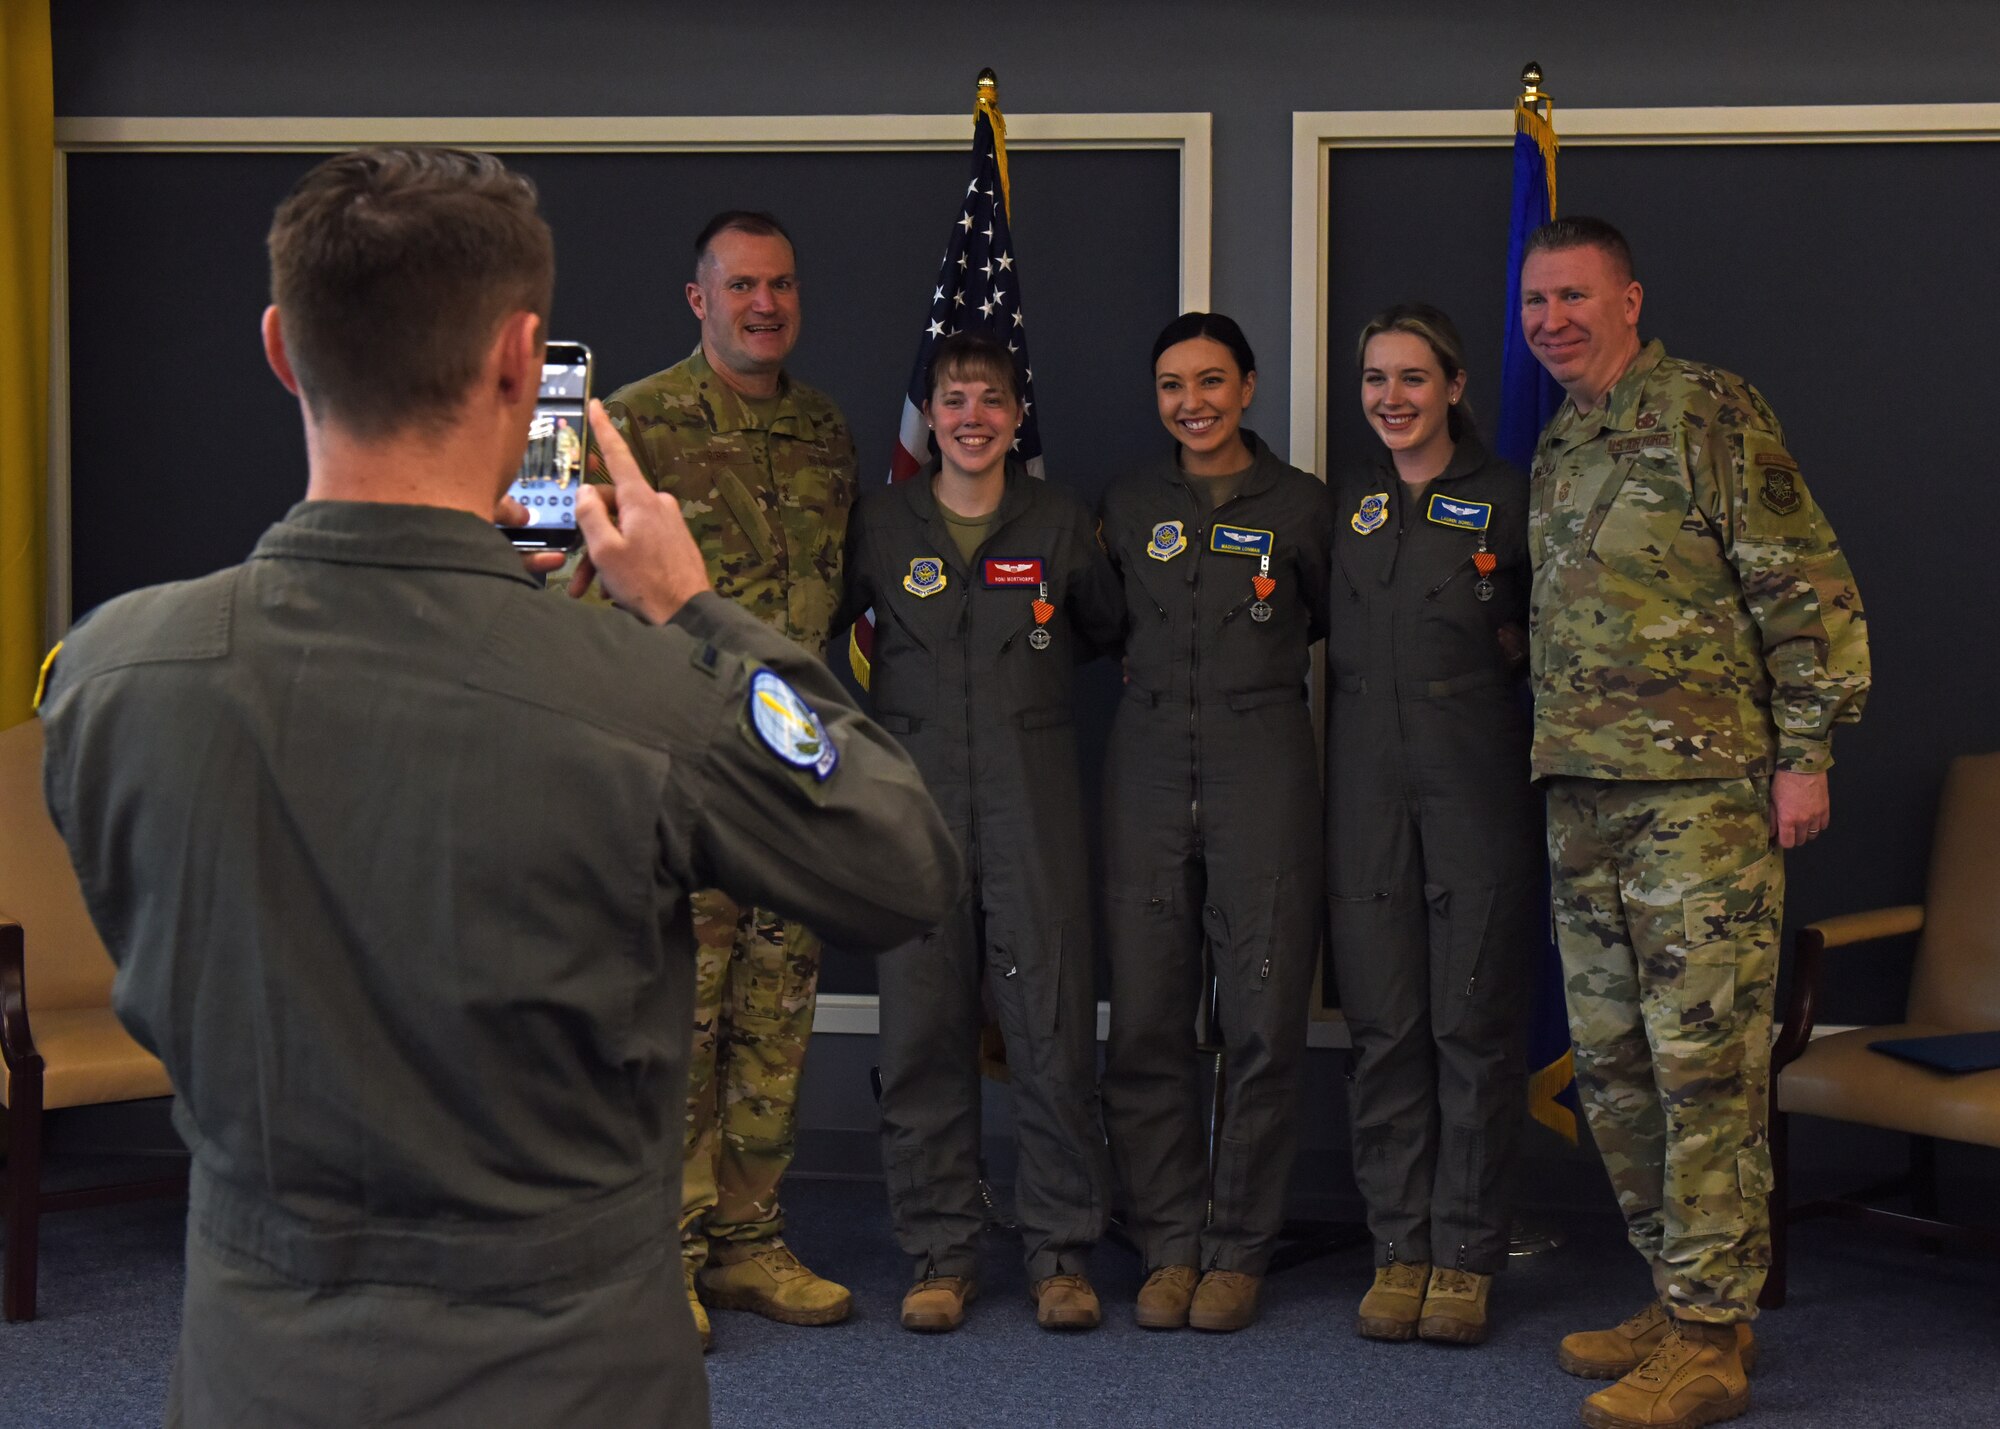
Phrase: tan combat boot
[
  {"left": 1581, "top": 1320, "right": 1750, "bottom": 1429},
  {"left": 1418, "top": 1266, "right": 1492, "bottom": 1345},
  {"left": 1134, "top": 1265, "right": 1198, "bottom": 1330},
  {"left": 1030, "top": 1273, "right": 1101, "bottom": 1331},
  {"left": 1188, "top": 1268, "right": 1261, "bottom": 1332},
  {"left": 684, "top": 1258, "right": 712, "bottom": 1353},
  {"left": 1560, "top": 1301, "right": 1759, "bottom": 1380},
  {"left": 900, "top": 1275, "right": 976, "bottom": 1333},
  {"left": 1356, "top": 1260, "right": 1430, "bottom": 1341},
  {"left": 699, "top": 1238, "right": 852, "bottom": 1326}
]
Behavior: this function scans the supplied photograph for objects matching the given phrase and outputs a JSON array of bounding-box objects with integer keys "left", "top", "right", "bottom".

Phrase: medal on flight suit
[
  {"left": 1250, "top": 554, "right": 1275, "bottom": 623},
  {"left": 1473, "top": 540, "right": 1497, "bottom": 602},
  {"left": 1029, "top": 581, "right": 1055, "bottom": 649}
]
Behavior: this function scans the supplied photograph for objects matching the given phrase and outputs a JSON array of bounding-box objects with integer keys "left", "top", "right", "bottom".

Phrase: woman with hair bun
[
  {"left": 1096, "top": 312, "right": 1333, "bottom": 1334},
  {"left": 1327, "top": 303, "right": 1541, "bottom": 1348}
]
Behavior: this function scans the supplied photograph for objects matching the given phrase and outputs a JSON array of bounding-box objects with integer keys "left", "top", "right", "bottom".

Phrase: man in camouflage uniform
[
  {"left": 599, "top": 211, "right": 859, "bottom": 1348},
  {"left": 1521, "top": 217, "right": 1869, "bottom": 1429}
]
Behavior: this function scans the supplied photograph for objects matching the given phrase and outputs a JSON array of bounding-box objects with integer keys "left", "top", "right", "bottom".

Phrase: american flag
[{"left": 851, "top": 82, "right": 1042, "bottom": 683}]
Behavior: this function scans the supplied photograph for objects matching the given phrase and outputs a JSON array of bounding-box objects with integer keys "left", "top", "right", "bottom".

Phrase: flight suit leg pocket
[{"left": 1429, "top": 880, "right": 1501, "bottom": 1040}]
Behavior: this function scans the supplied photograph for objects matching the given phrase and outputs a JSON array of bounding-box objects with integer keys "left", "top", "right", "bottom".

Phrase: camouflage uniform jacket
[
  {"left": 604, "top": 347, "right": 858, "bottom": 652},
  {"left": 1528, "top": 340, "right": 1869, "bottom": 781}
]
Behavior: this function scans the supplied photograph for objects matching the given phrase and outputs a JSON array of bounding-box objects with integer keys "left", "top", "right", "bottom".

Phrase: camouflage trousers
[
  {"left": 1545, "top": 776, "right": 1782, "bottom": 1324},
  {"left": 681, "top": 890, "right": 822, "bottom": 1273}
]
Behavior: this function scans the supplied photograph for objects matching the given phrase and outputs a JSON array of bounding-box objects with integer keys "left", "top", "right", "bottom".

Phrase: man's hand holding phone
[{"left": 568, "top": 399, "right": 713, "bottom": 624}]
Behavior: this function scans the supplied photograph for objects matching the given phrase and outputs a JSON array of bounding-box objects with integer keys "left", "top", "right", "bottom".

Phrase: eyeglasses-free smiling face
[
  {"left": 1360, "top": 330, "right": 1464, "bottom": 475},
  {"left": 926, "top": 376, "right": 1021, "bottom": 481},
  {"left": 1519, "top": 243, "right": 1644, "bottom": 410},
  {"left": 687, "top": 229, "right": 801, "bottom": 386},
  {"left": 1155, "top": 336, "right": 1256, "bottom": 475}
]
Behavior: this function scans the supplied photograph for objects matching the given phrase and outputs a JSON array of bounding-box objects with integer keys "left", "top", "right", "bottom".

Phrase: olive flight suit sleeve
[
  {"left": 1694, "top": 403, "right": 1871, "bottom": 774},
  {"left": 832, "top": 508, "right": 876, "bottom": 643},
  {"left": 1063, "top": 500, "right": 1126, "bottom": 658},
  {"left": 668, "top": 591, "right": 961, "bottom": 951},
  {"left": 1296, "top": 479, "right": 1336, "bottom": 645}
]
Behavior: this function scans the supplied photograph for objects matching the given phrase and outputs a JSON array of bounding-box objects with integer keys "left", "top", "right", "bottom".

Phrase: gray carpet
[{"left": 6, "top": 1180, "right": 1997, "bottom": 1428}]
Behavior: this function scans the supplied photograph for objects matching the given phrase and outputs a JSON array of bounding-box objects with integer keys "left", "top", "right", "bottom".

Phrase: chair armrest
[
  {"left": 1807, "top": 905, "right": 1925, "bottom": 950},
  {"left": 1773, "top": 904, "right": 1926, "bottom": 1071},
  {"left": 1, "top": 917, "right": 45, "bottom": 1077}
]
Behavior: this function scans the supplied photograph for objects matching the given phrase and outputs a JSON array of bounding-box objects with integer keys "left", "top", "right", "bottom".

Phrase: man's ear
[
  {"left": 493, "top": 311, "right": 543, "bottom": 406},
  {"left": 1625, "top": 280, "right": 1645, "bottom": 329},
  {"left": 262, "top": 306, "right": 302, "bottom": 396},
  {"left": 685, "top": 279, "right": 708, "bottom": 323}
]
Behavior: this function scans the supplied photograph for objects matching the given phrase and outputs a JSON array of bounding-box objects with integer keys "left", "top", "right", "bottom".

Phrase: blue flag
[{"left": 1500, "top": 92, "right": 1580, "bottom": 1143}]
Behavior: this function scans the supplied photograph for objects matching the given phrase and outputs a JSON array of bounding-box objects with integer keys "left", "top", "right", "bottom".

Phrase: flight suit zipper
[
  {"left": 958, "top": 596, "right": 979, "bottom": 873},
  {"left": 1187, "top": 522, "right": 1204, "bottom": 851}
]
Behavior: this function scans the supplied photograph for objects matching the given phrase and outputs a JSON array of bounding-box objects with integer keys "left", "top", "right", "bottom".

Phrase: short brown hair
[
  {"left": 694, "top": 210, "right": 794, "bottom": 274},
  {"left": 267, "top": 146, "right": 554, "bottom": 438},
  {"left": 925, "top": 328, "right": 1020, "bottom": 404},
  {"left": 1523, "top": 215, "right": 1636, "bottom": 283}
]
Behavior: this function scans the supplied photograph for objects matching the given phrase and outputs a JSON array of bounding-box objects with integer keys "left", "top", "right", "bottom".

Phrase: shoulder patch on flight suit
[
  {"left": 1425, "top": 494, "right": 1491, "bottom": 531},
  {"left": 1147, "top": 520, "right": 1187, "bottom": 561},
  {"left": 903, "top": 557, "right": 947, "bottom": 597},
  {"left": 747, "top": 668, "right": 838, "bottom": 780},
  {"left": 32, "top": 642, "right": 61, "bottom": 711},
  {"left": 1208, "top": 524, "right": 1274, "bottom": 557}
]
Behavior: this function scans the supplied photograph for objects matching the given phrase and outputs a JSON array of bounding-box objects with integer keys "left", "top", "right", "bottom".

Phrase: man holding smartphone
[
  {"left": 38, "top": 148, "right": 956, "bottom": 1428},
  {"left": 600, "top": 211, "right": 860, "bottom": 1345}
]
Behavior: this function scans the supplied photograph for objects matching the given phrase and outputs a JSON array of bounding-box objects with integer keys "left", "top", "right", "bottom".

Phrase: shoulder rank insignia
[
  {"left": 1209, "top": 525, "right": 1274, "bottom": 558},
  {"left": 1759, "top": 465, "right": 1803, "bottom": 516},
  {"left": 1350, "top": 492, "right": 1389, "bottom": 536},
  {"left": 903, "top": 557, "right": 947, "bottom": 597},
  {"left": 748, "top": 668, "right": 838, "bottom": 781},
  {"left": 1147, "top": 520, "right": 1187, "bottom": 561},
  {"left": 1426, "top": 494, "right": 1492, "bottom": 531},
  {"left": 983, "top": 558, "right": 1043, "bottom": 587}
]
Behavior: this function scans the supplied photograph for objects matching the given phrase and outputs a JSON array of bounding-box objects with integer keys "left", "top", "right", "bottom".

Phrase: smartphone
[{"left": 502, "top": 341, "right": 593, "bottom": 549}]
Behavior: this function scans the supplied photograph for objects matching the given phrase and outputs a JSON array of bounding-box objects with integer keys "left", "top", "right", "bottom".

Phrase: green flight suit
[
  {"left": 39, "top": 501, "right": 956, "bottom": 1428},
  {"left": 1529, "top": 341, "right": 1870, "bottom": 1321},
  {"left": 603, "top": 348, "right": 858, "bottom": 1266}
]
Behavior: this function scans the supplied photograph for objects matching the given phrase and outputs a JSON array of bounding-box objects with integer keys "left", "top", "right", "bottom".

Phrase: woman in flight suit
[
  {"left": 838, "top": 329, "right": 1123, "bottom": 1335},
  {"left": 1326, "top": 304, "right": 1541, "bottom": 1346},
  {"left": 1098, "top": 312, "right": 1334, "bottom": 1333}
]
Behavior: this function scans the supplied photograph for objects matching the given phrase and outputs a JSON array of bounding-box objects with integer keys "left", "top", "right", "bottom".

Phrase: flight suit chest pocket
[{"left": 1589, "top": 450, "right": 1691, "bottom": 584}]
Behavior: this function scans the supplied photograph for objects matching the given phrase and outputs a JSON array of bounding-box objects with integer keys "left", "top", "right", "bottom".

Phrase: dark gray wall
[{"left": 54, "top": 0, "right": 2000, "bottom": 455}]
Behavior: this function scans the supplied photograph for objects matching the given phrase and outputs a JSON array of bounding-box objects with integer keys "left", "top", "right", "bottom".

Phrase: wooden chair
[
  {"left": 1, "top": 717, "right": 186, "bottom": 1322},
  {"left": 1764, "top": 750, "right": 2000, "bottom": 1307}
]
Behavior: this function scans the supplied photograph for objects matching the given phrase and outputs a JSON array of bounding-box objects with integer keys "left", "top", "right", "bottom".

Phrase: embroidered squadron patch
[
  {"left": 1147, "top": 520, "right": 1187, "bottom": 561},
  {"left": 1425, "top": 494, "right": 1492, "bottom": 531},
  {"left": 983, "top": 558, "right": 1044, "bottom": 587},
  {"left": 1350, "top": 492, "right": 1389, "bottom": 535},
  {"left": 749, "top": 669, "right": 838, "bottom": 781},
  {"left": 903, "top": 557, "right": 948, "bottom": 597},
  {"left": 1209, "top": 525, "right": 1275, "bottom": 558},
  {"left": 1760, "top": 465, "right": 1803, "bottom": 516}
]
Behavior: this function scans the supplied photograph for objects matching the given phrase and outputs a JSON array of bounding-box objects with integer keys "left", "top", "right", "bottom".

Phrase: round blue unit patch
[{"left": 749, "top": 669, "right": 838, "bottom": 781}]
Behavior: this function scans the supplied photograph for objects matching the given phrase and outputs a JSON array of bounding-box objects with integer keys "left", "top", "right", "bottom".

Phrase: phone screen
[{"left": 503, "top": 342, "right": 592, "bottom": 548}]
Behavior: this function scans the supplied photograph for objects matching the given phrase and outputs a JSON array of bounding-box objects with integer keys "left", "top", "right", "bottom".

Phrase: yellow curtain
[{"left": 2, "top": 1, "right": 53, "bottom": 728}]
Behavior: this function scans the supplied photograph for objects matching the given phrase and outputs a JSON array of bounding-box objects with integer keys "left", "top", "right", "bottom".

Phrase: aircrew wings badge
[
  {"left": 748, "top": 669, "right": 838, "bottom": 781},
  {"left": 1351, "top": 492, "right": 1389, "bottom": 535},
  {"left": 1425, "top": 494, "right": 1492, "bottom": 531},
  {"left": 904, "top": 557, "right": 947, "bottom": 597},
  {"left": 1208, "top": 525, "right": 1274, "bottom": 558},
  {"left": 1147, "top": 520, "right": 1187, "bottom": 561}
]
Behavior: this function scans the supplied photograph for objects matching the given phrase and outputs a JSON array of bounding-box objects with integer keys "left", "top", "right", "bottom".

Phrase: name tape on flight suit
[
  {"left": 1425, "top": 494, "right": 1492, "bottom": 531},
  {"left": 903, "top": 557, "right": 947, "bottom": 597},
  {"left": 1208, "top": 525, "right": 1274, "bottom": 558},
  {"left": 983, "top": 558, "right": 1044, "bottom": 587},
  {"left": 748, "top": 669, "right": 838, "bottom": 781}
]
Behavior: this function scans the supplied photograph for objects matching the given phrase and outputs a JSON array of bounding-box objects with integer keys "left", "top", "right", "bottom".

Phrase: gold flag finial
[
  {"left": 1520, "top": 62, "right": 1552, "bottom": 121},
  {"left": 977, "top": 67, "right": 998, "bottom": 105}
]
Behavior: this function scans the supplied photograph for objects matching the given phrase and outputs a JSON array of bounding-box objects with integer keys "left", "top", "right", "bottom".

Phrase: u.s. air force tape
[{"left": 748, "top": 669, "right": 838, "bottom": 781}]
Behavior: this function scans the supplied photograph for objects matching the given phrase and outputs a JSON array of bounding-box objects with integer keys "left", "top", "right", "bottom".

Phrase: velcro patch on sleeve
[{"left": 747, "top": 668, "right": 838, "bottom": 781}]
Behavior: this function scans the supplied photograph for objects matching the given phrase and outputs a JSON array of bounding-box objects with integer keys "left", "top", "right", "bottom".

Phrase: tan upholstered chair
[
  {"left": 1764, "top": 751, "right": 2000, "bottom": 1307},
  {"left": 1, "top": 717, "right": 185, "bottom": 1322}
]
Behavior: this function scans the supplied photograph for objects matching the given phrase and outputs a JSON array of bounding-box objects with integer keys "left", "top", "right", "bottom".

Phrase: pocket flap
[{"left": 1682, "top": 850, "right": 1781, "bottom": 948}]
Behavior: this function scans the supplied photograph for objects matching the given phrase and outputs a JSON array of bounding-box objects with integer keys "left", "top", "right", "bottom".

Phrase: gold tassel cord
[{"left": 976, "top": 67, "right": 1011, "bottom": 218}]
